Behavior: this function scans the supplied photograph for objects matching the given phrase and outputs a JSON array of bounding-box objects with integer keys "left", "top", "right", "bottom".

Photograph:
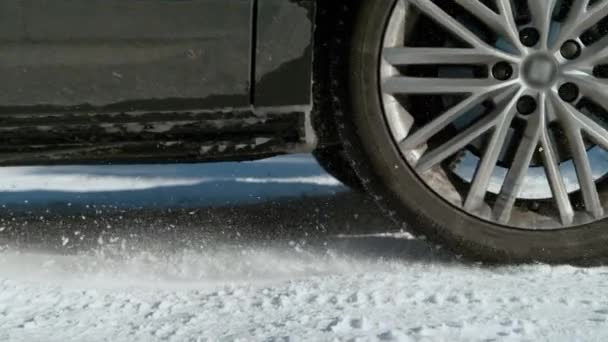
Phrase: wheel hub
[
  {"left": 522, "top": 54, "right": 558, "bottom": 88},
  {"left": 380, "top": 0, "right": 608, "bottom": 229}
]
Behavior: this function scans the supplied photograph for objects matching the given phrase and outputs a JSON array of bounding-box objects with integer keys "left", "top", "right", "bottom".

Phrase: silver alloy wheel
[{"left": 380, "top": 0, "right": 608, "bottom": 229}]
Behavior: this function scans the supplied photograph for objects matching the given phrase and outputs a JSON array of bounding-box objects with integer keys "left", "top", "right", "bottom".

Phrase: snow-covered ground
[{"left": 0, "top": 155, "right": 608, "bottom": 341}]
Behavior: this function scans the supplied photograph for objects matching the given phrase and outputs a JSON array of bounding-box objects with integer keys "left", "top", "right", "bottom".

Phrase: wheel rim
[{"left": 380, "top": 0, "right": 608, "bottom": 229}]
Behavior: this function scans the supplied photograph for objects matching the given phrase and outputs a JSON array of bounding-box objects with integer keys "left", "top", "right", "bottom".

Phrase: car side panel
[{"left": 0, "top": 0, "right": 252, "bottom": 110}]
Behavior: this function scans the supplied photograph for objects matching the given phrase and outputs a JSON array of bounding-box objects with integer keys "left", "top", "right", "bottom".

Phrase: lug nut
[
  {"left": 517, "top": 96, "right": 537, "bottom": 115},
  {"left": 558, "top": 83, "right": 579, "bottom": 102},
  {"left": 492, "top": 62, "right": 513, "bottom": 81},
  {"left": 520, "top": 27, "right": 540, "bottom": 47},
  {"left": 561, "top": 40, "right": 581, "bottom": 60}
]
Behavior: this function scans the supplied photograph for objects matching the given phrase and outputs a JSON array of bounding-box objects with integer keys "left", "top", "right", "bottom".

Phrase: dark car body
[{"left": 1, "top": 0, "right": 318, "bottom": 166}]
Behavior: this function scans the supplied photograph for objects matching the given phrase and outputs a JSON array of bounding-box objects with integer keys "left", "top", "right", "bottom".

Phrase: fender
[{"left": 254, "top": 0, "right": 315, "bottom": 108}]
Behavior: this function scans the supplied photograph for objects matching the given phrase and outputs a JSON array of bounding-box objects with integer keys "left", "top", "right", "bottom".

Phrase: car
[{"left": 3, "top": 0, "right": 608, "bottom": 263}]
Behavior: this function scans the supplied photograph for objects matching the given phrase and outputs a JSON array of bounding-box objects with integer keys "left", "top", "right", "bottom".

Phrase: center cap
[{"left": 522, "top": 54, "right": 558, "bottom": 88}]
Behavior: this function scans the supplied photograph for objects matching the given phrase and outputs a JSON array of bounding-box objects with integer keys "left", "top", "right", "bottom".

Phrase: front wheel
[{"left": 337, "top": 0, "right": 608, "bottom": 263}]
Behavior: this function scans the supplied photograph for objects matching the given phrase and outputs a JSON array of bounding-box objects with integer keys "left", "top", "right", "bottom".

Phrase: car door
[{"left": 0, "top": 0, "right": 252, "bottom": 110}]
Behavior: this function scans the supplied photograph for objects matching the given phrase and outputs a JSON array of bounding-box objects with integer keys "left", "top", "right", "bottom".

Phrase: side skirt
[{"left": 0, "top": 106, "right": 313, "bottom": 166}]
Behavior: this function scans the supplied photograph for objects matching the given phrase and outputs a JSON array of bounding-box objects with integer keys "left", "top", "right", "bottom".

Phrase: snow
[
  {"left": 0, "top": 155, "right": 343, "bottom": 209},
  {"left": 0, "top": 155, "right": 608, "bottom": 341},
  {"left": 0, "top": 157, "right": 339, "bottom": 194}
]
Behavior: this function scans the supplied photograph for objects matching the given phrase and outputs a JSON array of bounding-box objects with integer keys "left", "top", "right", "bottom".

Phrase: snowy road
[{"left": 0, "top": 156, "right": 608, "bottom": 341}]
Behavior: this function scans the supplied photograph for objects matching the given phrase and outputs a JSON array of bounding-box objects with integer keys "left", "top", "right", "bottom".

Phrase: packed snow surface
[{"left": 0, "top": 155, "right": 607, "bottom": 341}]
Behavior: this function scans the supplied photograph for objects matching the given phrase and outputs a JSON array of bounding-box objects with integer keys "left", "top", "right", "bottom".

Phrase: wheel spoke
[
  {"left": 415, "top": 110, "right": 499, "bottom": 173},
  {"left": 553, "top": 0, "right": 587, "bottom": 49},
  {"left": 554, "top": 0, "right": 608, "bottom": 49},
  {"left": 382, "top": 76, "right": 511, "bottom": 95},
  {"left": 572, "top": 111, "right": 608, "bottom": 152},
  {"left": 454, "top": 0, "right": 523, "bottom": 53},
  {"left": 565, "top": 73, "right": 608, "bottom": 115},
  {"left": 565, "top": 0, "right": 591, "bottom": 25},
  {"left": 541, "top": 149, "right": 576, "bottom": 224},
  {"left": 496, "top": 0, "right": 521, "bottom": 41},
  {"left": 539, "top": 119, "right": 576, "bottom": 225},
  {"left": 383, "top": 47, "right": 512, "bottom": 65},
  {"left": 462, "top": 91, "right": 522, "bottom": 212},
  {"left": 552, "top": 79, "right": 608, "bottom": 150},
  {"left": 557, "top": 0, "right": 589, "bottom": 43},
  {"left": 578, "top": 35, "right": 608, "bottom": 67},
  {"left": 550, "top": 93, "right": 604, "bottom": 219},
  {"left": 580, "top": 1, "right": 608, "bottom": 34},
  {"left": 400, "top": 85, "right": 518, "bottom": 151},
  {"left": 527, "top": 0, "right": 558, "bottom": 49},
  {"left": 493, "top": 96, "right": 544, "bottom": 223},
  {"left": 408, "top": 0, "right": 496, "bottom": 51},
  {"left": 567, "top": 129, "right": 603, "bottom": 219}
]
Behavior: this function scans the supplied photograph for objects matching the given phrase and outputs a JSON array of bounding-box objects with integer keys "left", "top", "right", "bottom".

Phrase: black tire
[
  {"left": 313, "top": 146, "right": 363, "bottom": 191},
  {"left": 332, "top": 0, "right": 608, "bottom": 264}
]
